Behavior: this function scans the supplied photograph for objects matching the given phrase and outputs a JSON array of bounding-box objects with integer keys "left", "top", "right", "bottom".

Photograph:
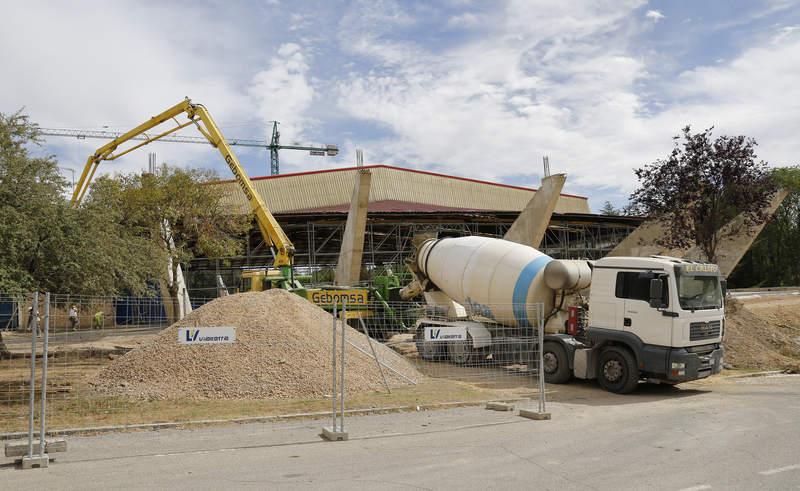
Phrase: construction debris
[{"left": 91, "top": 290, "right": 421, "bottom": 400}]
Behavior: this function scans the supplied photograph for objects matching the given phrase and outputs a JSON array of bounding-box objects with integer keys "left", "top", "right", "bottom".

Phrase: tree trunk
[
  {"left": 0, "top": 332, "right": 9, "bottom": 360},
  {"left": 168, "top": 283, "right": 181, "bottom": 324}
]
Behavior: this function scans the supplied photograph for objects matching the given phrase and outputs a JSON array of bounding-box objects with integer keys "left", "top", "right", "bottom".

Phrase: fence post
[
  {"left": 339, "top": 299, "right": 346, "bottom": 433},
  {"left": 322, "top": 299, "right": 348, "bottom": 441},
  {"left": 21, "top": 291, "right": 50, "bottom": 468},
  {"left": 26, "top": 292, "right": 38, "bottom": 458},
  {"left": 519, "top": 303, "right": 551, "bottom": 421},
  {"left": 331, "top": 300, "right": 337, "bottom": 432},
  {"left": 537, "top": 305, "right": 547, "bottom": 415},
  {"left": 39, "top": 293, "right": 50, "bottom": 459}
]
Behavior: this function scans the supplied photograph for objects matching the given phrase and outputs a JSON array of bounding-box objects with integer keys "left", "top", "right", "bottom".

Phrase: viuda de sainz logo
[{"left": 179, "top": 327, "right": 236, "bottom": 344}]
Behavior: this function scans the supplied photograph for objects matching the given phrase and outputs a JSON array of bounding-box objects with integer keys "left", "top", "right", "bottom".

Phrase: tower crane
[{"left": 40, "top": 121, "right": 338, "bottom": 175}]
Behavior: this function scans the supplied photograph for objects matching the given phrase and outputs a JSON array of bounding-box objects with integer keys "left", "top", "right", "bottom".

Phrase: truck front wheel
[
  {"left": 597, "top": 346, "right": 639, "bottom": 394},
  {"left": 543, "top": 342, "right": 572, "bottom": 384}
]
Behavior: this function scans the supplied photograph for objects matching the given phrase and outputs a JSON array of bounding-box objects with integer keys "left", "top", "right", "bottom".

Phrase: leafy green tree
[
  {"left": 729, "top": 167, "right": 800, "bottom": 287},
  {"left": 630, "top": 126, "right": 776, "bottom": 264},
  {"left": 0, "top": 110, "right": 163, "bottom": 297},
  {"left": 108, "top": 165, "right": 251, "bottom": 320}
]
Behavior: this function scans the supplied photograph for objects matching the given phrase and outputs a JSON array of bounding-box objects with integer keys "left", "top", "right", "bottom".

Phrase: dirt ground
[
  {"left": 1, "top": 292, "right": 797, "bottom": 434},
  {"left": 724, "top": 294, "right": 800, "bottom": 372}
]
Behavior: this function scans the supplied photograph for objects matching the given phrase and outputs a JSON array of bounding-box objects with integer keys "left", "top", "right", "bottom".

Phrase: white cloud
[
  {"left": 447, "top": 12, "right": 479, "bottom": 29},
  {"left": 645, "top": 10, "right": 665, "bottom": 23},
  {"left": 0, "top": 1, "right": 258, "bottom": 179},
  {"left": 248, "top": 43, "right": 315, "bottom": 141},
  {"left": 335, "top": 1, "right": 800, "bottom": 208}
]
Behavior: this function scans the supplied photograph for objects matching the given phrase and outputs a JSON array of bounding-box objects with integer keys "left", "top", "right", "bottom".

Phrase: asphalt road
[{"left": 3, "top": 374, "right": 800, "bottom": 490}]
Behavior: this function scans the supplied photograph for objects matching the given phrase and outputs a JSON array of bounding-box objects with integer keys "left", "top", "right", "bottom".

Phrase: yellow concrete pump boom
[{"left": 71, "top": 98, "right": 295, "bottom": 268}]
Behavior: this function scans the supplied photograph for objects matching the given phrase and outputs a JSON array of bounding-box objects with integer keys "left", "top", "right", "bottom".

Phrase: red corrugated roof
[{"left": 214, "top": 164, "right": 587, "bottom": 200}]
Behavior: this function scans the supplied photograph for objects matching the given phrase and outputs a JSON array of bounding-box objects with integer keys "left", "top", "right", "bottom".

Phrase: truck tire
[
  {"left": 543, "top": 342, "right": 571, "bottom": 384},
  {"left": 447, "top": 340, "right": 473, "bottom": 365},
  {"left": 597, "top": 346, "right": 639, "bottom": 394}
]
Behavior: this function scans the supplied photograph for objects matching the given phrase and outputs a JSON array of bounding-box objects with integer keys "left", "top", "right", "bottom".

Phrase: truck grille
[{"left": 690, "top": 320, "right": 721, "bottom": 341}]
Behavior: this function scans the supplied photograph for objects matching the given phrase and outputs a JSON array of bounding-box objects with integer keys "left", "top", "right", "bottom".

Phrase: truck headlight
[{"left": 671, "top": 362, "right": 685, "bottom": 369}]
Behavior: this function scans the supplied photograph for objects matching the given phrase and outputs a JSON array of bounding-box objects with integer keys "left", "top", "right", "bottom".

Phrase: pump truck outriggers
[
  {"left": 404, "top": 236, "right": 725, "bottom": 394},
  {"left": 70, "top": 98, "right": 404, "bottom": 333}
]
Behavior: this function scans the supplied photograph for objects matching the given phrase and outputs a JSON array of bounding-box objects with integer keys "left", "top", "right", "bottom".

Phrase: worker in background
[
  {"left": 26, "top": 306, "right": 40, "bottom": 334},
  {"left": 93, "top": 310, "right": 104, "bottom": 330},
  {"left": 68, "top": 304, "right": 79, "bottom": 331}
]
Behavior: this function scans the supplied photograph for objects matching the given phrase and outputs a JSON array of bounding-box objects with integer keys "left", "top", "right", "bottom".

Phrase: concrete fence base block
[
  {"left": 519, "top": 409, "right": 551, "bottom": 420},
  {"left": 321, "top": 427, "right": 349, "bottom": 442},
  {"left": 5, "top": 439, "right": 67, "bottom": 458},
  {"left": 485, "top": 402, "right": 515, "bottom": 412},
  {"left": 20, "top": 454, "right": 49, "bottom": 469}
]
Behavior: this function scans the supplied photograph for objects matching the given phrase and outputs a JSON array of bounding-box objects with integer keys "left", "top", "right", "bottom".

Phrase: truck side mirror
[
  {"left": 649, "top": 278, "right": 663, "bottom": 309},
  {"left": 720, "top": 279, "right": 727, "bottom": 296}
]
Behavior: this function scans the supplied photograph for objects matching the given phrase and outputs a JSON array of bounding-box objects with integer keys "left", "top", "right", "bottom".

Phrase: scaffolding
[{"left": 187, "top": 211, "right": 642, "bottom": 296}]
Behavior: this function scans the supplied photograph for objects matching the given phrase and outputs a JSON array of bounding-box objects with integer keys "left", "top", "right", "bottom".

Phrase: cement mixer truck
[{"left": 406, "top": 236, "right": 725, "bottom": 394}]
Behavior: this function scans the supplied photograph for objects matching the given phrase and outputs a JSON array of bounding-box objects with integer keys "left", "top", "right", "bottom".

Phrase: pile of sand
[
  {"left": 724, "top": 294, "right": 800, "bottom": 372},
  {"left": 91, "top": 290, "right": 421, "bottom": 400}
]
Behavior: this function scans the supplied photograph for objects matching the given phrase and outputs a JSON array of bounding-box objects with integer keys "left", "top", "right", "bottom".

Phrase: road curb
[{"left": 722, "top": 370, "right": 788, "bottom": 379}]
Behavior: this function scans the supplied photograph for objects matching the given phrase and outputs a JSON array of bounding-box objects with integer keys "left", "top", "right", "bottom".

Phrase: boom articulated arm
[{"left": 71, "top": 98, "right": 295, "bottom": 268}]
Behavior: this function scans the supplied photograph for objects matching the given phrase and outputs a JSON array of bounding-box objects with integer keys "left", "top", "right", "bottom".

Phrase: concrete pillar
[
  {"left": 682, "top": 189, "right": 790, "bottom": 276},
  {"left": 335, "top": 169, "right": 372, "bottom": 286},
  {"left": 504, "top": 173, "right": 566, "bottom": 248},
  {"left": 606, "top": 220, "right": 678, "bottom": 258},
  {"left": 608, "top": 189, "right": 789, "bottom": 277}
]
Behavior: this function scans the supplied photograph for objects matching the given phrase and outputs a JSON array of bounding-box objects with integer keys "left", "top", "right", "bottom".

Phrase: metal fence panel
[{"left": 1, "top": 293, "right": 546, "bottom": 441}]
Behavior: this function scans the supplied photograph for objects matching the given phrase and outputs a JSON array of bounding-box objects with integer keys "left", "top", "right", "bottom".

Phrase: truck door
[{"left": 615, "top": 272, "right": 671, "bottom": 347}]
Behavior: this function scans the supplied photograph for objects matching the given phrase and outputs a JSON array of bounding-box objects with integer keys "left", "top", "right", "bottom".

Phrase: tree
[
  {"left": 600, "top": 201, "right": 620, "bottom": 216},
  {"left": 630, "top": 126, "right": 776, "bottom": 264},
  {"left": 0, "top": 110, "right": 165, "bottom": 355},
  {"left": 108, "top": 165, "right": 251, "bottom": 320},
  {"left": 0, "top": 110, "right": 164, "bottom": 297},
  {"left": 728, "top": 167, "right": 800, "bottom": 287}
]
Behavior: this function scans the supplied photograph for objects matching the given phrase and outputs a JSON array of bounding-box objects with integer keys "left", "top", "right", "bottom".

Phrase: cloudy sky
[{"left": 2, "top": 0, "right": 799, "bottom": 210}]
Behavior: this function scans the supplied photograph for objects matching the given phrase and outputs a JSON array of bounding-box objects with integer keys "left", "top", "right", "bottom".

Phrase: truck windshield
[{"left": 678, "top": 275, "right": 722, "bottom": 310}]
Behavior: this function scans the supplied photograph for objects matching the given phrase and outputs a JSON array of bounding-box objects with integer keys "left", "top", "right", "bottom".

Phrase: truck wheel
[
  {"left": 415, "top": 327, "right": 441, "bottom": 361},
  {"left": 543, "top": 342, "right": 571, "bottom": 384},
  {"left": 597, "top": 346, "right": 639, "bottom": 394},
  {"left": 448, "top": 340, "right": 473, "bottom": 365}
]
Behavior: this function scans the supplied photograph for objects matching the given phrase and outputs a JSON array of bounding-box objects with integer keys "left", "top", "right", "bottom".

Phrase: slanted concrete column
[
  {"left": 606, "top": 220, "right": 677, "bottom": 258},
  {"left": 504, "top": 173, "right": 566, "bottom": 248},
  {"left": 335, "top": 169, "right": 372, "bottom": 286},
  {"left": 683, "top": 189, "right": 790, "bottom": 276}
]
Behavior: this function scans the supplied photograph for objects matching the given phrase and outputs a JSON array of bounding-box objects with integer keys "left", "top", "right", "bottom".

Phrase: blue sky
[{"left": 2, "top": 0, "right": 799, "bottom": 211}]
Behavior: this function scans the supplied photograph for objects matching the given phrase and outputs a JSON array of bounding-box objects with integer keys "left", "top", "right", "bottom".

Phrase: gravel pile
[
  {"left": 91, "top": 290, "right": 421, "bottom": 400},
  {"left": 724, "top": 295, "right": 800, "bottom": 372}
]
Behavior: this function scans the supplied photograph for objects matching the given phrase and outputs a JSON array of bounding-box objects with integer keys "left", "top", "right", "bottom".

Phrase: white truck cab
[{"left": 554, "top": 256, "right": 725, "bottom": 393}]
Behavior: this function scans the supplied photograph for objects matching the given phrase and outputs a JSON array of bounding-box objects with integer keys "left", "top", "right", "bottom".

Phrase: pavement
[{"left": 2, "top": 374, "right": 800, "bottom": 490}]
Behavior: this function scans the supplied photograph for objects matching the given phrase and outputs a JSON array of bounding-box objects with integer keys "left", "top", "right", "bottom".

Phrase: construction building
[{"left": 187, "top": 165, "right": 642, "bottom": 296}]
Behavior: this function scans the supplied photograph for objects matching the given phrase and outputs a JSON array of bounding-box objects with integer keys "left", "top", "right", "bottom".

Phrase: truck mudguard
[
  {"left": 585, "top": 327, "right": 670, "bottom": 376},
  {"left": 543, "top": 333, "right": 585, "bottom": 369}
]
